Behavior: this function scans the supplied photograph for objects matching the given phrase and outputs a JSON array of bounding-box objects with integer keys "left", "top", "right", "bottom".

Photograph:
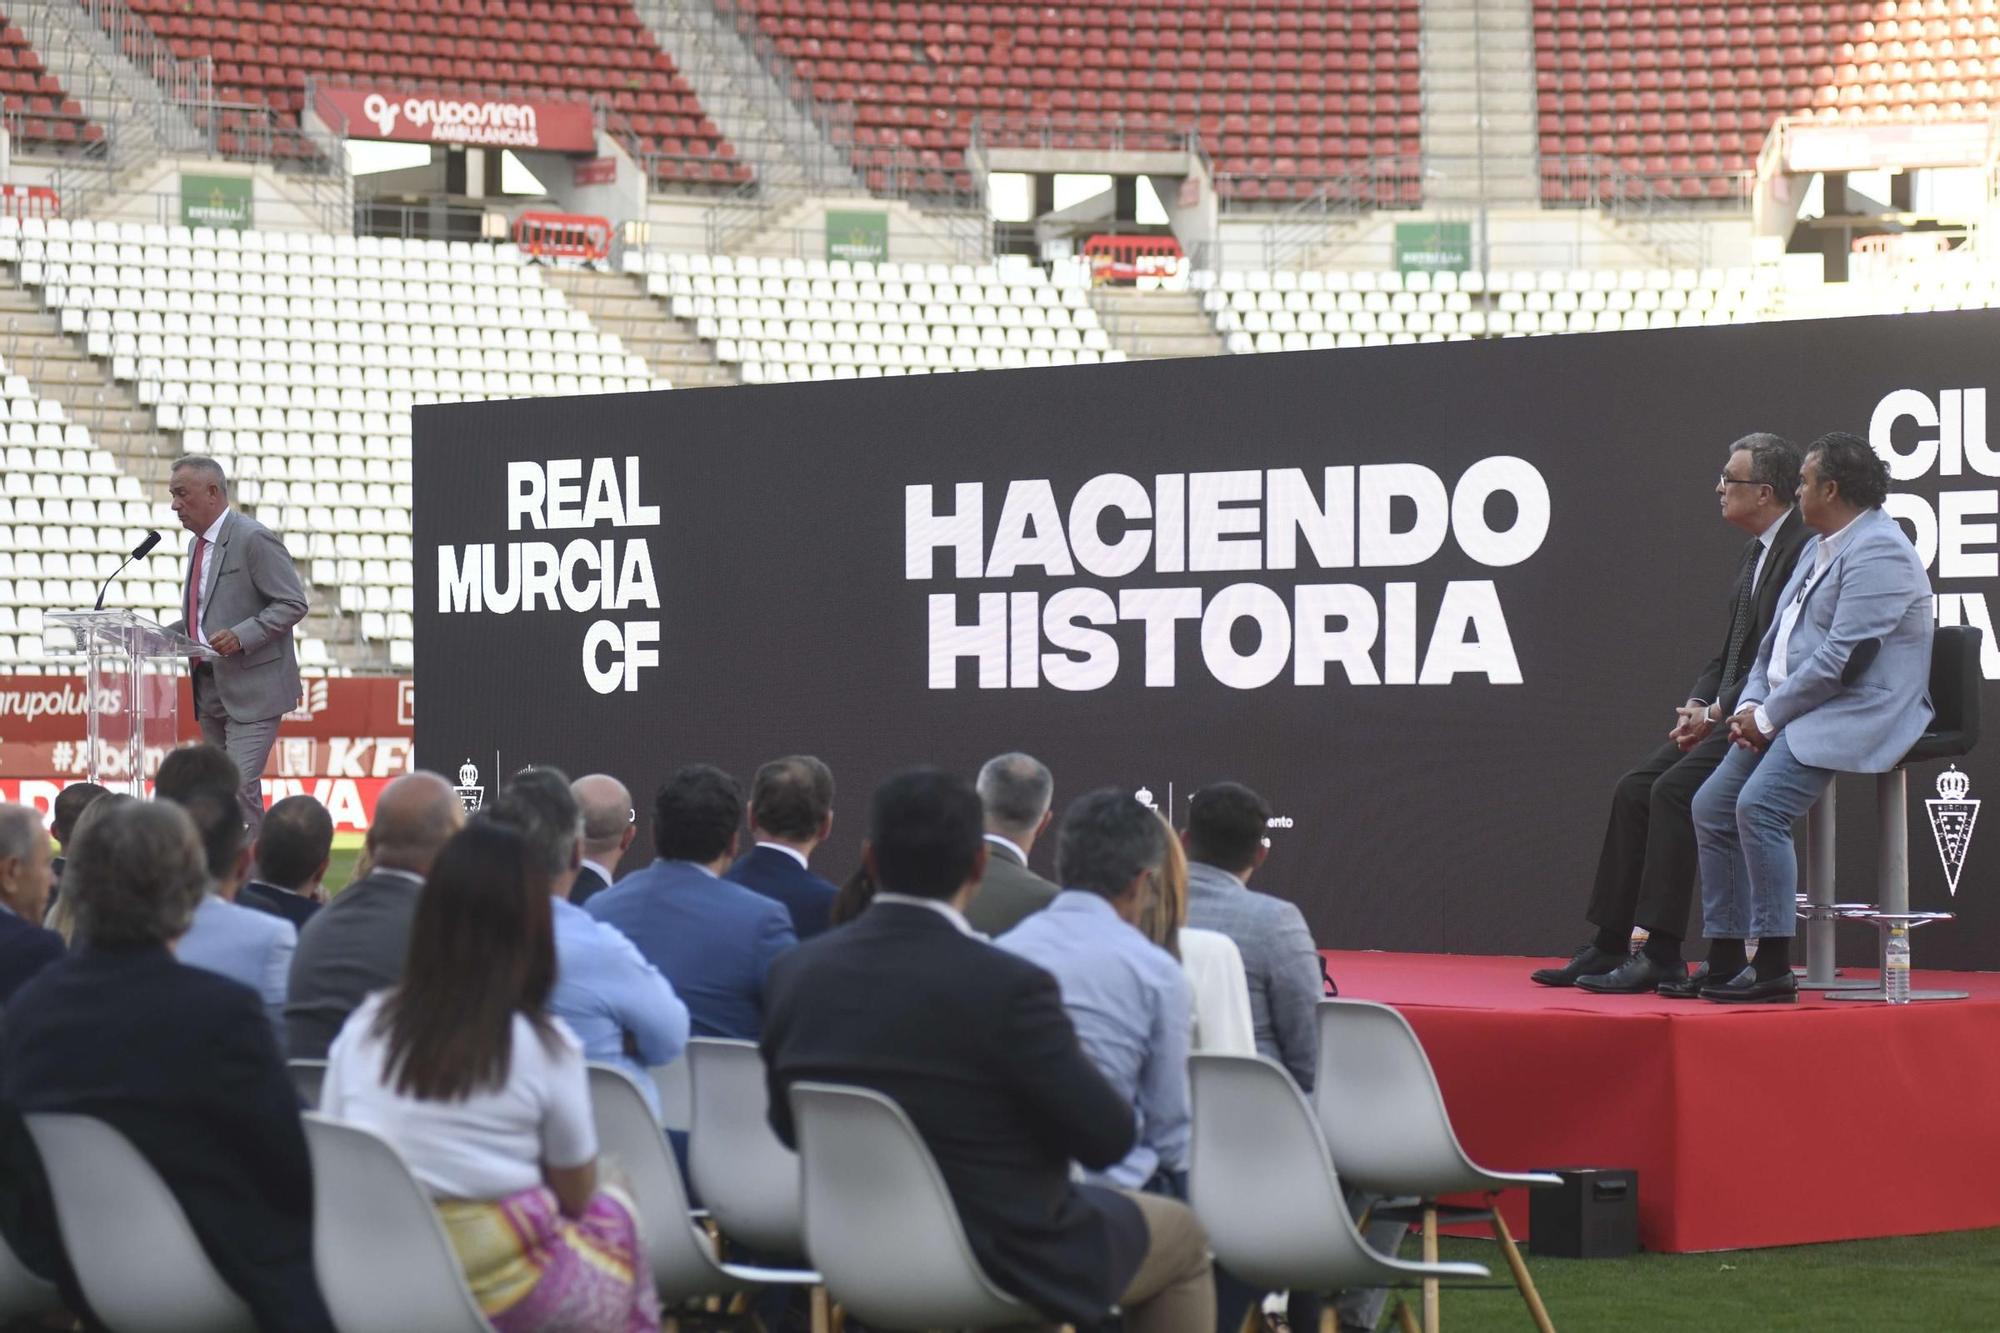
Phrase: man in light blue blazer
[
  {"left": 1690, "top": 432, "right": 1934, "bottom": 1004},
  {"left": 168, "top": 785, "right": 297, "bottom": 1033}
]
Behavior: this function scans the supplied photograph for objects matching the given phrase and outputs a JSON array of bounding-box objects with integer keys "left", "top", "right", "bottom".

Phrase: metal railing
[
  {"left": 1539, "top": 155, "right": 1750, "bottom": 267},
  {"left": 1228, "top": 156, "right": 1427, "bottom": 269}
]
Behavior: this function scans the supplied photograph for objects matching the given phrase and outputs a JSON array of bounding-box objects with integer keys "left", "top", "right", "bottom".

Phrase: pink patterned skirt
[{"left": 437, "top": 1184, "right": 661, "bottom": 1333}]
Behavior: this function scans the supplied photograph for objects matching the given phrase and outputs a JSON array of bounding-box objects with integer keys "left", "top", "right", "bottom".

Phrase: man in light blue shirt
[
  {"left": 167, "top": 785, "right": 296, "bottom": 1032},
  {"left": 488, "top": 767, "right": 691, "bottom": 1117},
  {"left": 999, "top": 788, "right": 1191, "bottom": 1192}
]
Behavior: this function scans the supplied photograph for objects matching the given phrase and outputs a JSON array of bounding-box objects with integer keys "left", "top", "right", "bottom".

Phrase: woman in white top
[
  {"left": 1141, "top": 811, "right": 1256, "bottom": 1054},
  {"left": 321, "top": 822, "right": 661, "bottom": 1333}
]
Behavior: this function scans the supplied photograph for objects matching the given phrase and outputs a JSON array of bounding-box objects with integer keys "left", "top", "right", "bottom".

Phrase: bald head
[
  {"left": 572, "top": 773, "right": 636, "bottom": 863},
  {"left": 366, "top": 771, "right": 464, "bottom": 875}
]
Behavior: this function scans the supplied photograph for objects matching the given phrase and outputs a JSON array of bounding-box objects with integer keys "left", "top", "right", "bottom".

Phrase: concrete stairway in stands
[
  {"left": 542, "top": 267, "right": 738, "bottom": 389},
  {"left": 1088, "top": 288, "right": 1228, "bottom": 360},
  {"left": 1423, "top": 0, "right": 1540, "bottom": 207}
]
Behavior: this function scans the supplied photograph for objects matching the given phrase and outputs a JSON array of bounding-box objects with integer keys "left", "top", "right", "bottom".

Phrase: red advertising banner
[
  {"left": 0, "top": 676, "right": 414, "bottom": 815},
  {"left": 314, "top": 86, "right": 597, "bottom": 152},
  {"left": 0, "top": 777, "right": 395, "bottom": 834},
  {"left": 573, "top": 156, "right": 617, "bottom": 186}
]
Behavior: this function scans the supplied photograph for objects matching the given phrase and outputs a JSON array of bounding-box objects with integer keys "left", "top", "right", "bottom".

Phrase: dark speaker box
[{"left": 1528, "top": 1167, "right": 1639, "bottom": 1258}]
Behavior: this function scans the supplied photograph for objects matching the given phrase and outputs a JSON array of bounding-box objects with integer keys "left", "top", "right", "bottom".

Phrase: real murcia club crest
[
  {"left": 455, "top": 759, "right": 485, "bottom": 814},
  {"left": 1925, "top": 765, "right": 1978, "bottom": 897}
]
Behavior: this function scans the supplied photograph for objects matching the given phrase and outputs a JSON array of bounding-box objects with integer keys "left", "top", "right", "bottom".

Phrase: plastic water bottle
[{"left": 1884, "top": 924, "right": 1912, "bottom": 1005}]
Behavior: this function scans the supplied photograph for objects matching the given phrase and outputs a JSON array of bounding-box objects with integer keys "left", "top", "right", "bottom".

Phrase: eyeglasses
[{"left": 1718, "top": 474, "right": 1764, "bottom": 488}]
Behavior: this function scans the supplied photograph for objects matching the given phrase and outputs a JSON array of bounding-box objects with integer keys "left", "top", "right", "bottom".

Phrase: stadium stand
[
  {"left": 1193, "top": 265, "right": 1781, "bottom": 350},
  {"left": 0, "top": 218, "right": 663, "bottom": 671},
  {"left": 721, "top": 0, "right": 1424, "bottom": 200},
  {"left": 116, "top": 0, "right": 743, "bottom": 182},
  {"left": 1535, "top": 0, "right": 2000, "bottom": 202},
  {"left": 629, "top": 249, "right": 1125, "bottom": 380},
  {"left": 0, "top": 13, "right": 102, "bottom": 155}
]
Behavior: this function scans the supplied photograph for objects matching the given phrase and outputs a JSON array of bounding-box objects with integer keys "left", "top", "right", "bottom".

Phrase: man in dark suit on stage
[
  {"left": 967, "top": 751, "right": 1060, "bottom": 936},
  {"left": 761, "top": 769, "right": 1213, "bottom": 1332},
  {"left": 569, "top": 773, "right": 636, "bottom": 907},
  {"left": 728, "top": 755, "right": 840, "bottom": 939},
  {"left": 587, "top": 764, "right": 797, "bottom": 1038},
  {"left": 285, "top": 771, "right": 463, "bottom": 1058},
  {"left": 164, "top": 455, "right": 309, "bottom": 836},
  {"left": 238, "top": 794, "right": 334, "bottom": 929},
  {"left": 1533, "top": 433, "right": 1810, "bottom": 994}
]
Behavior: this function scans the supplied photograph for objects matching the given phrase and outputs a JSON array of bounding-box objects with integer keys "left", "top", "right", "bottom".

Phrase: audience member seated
[
  {"left": 999, "top": 789, "right": 1193, "bottom": 1195},
  {"left": 570, "top": 772, "right": 638, "bottom": 907},
  {"left": 828, "top": 860, "right": 876, "bottom": 928},
  {"left": 0, "top": 801, "right": 62, "bottom": 1003},
  {"left": 1183, "top": 781, "right": 1400, "bottom": 1333},
  {"left": 0, "top": 799, "right": 335, "bottom": 1331},
  {"left": 967, "top": 750, "right": 1060, "bottom": 935},
  {"left": 487, "top": 766, "right": 690, "bottom": 1120},
  {"left": 45, "top": 780, "right": 107, "bottom": 905},
  {"left": 587, "top": 764, "right": 797, "bottom": 1039},
  {"left": 41, "top": 794, "right": 132, "bottom": 945},
  {"left": 762, "top": 769, "right": 1214, "bottom": 1333},
  {"left": 167, "top": 782, "right": 297, "bottom": 1032},
  {"left": 240, "top": 794, "right": 335, "bottom": 928},
  {"left": 1140, "top": 810, "right": 1255, "bottom": 1055},
  {"left": 728, "top": 755, "right": 840, "bottom": 939},
  {"left": 286, "top": 771, "right": 464, "bottom": 1059},
  {"left": 320, "top": 822, "right": 661, "bottom": 1333}
]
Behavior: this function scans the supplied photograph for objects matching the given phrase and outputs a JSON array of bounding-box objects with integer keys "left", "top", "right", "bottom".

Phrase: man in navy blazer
[
  {"left": 727, "top": 755, "right": 840, "bottom": 939},
  {"left": 588, "top": 763, "right": 797, "bottom": 1038},
  {"left": 0, "top": 802, "right": 61, "bottom": 1003},
  {"left": 1692, "top": 432, "right": 1936, "bottom": 1003}
]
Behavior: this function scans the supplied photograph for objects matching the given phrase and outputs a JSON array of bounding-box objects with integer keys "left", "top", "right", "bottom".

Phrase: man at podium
[{"left": 164, "top": 457, "right": 309, "bottom": 834}]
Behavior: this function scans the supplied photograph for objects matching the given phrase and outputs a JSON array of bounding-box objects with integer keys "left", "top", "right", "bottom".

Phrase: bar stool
[{"left": 1797, "top": 625, "right": 1981, "bottom": 1002}]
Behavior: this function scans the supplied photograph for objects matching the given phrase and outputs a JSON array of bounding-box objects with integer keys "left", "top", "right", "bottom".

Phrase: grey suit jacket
[
  {"left": 1184, "top": 860, "right": 1321, "bottom": 1092},
  {"left": 283, "top": 868, "right": 423, "bottom": 1059},
  {"left": 964, "top": 838, "right": 1059, "bottom": 937},
  {"left": 166, "top": 508, "right": 308, "bottom": 723}
]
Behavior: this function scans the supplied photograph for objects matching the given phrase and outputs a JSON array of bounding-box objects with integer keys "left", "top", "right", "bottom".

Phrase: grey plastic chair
[
  {"left": 299, "top": 1114, "right": 495, "bottom": 1332},
  {"left": 0, "top": 1222, "right": 59, "bottom": 1321},
  {"left": 586, "top": 1064, "right": 820, "bottom": 1309},
  {"left": 1314, "top": 1000, "right": 1564, "bottom": 1333},
  {"left": 1189, "top": 1052, "right": 1489, "bottom": 1302},
  {"left": 789, "top": 1081, "right": 1040, "bottom": 1331},
  {"left": 288, "top": 1058, "right": 327, "bottom": 1109},
  {"left": 687, "top": 1037, "right": 806, "bottom": 1257},
  {"left": 650, "top": 1056, "right": 693, "bottom": 1131},
  {"left": 23, "top": 1112, "right": 256, "bottom": 1333}
]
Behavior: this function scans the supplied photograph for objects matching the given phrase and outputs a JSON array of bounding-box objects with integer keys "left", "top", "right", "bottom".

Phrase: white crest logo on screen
[
  {"left": 1926, "top": 765, "right": 1978, "bottom": 897},
  {"left": 1135, "top": 785, "right": 1159, "bottom": 812},
  {"left": 454, "top": 759, "right": 485, "bottom": 814}
]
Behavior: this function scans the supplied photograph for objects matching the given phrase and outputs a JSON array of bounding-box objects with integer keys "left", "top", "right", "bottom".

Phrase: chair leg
[
  {"left": 1393, "top": 1297, "right": 1421, "bottom": 1333},
  {"left": 1422, "top": 1206, "right": 1439, "bottom": 1333},
  {"left": 1489, "top": 1207, "right": 1555, "bottom": 1333},
  {"left": 809, "top": 1286, "right": 831, "bottom": 1333}
]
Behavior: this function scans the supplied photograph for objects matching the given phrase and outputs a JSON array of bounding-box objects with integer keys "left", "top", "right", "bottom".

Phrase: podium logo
[{"left": 1926, "top": 764, "right": 1979, "bottom": 897}]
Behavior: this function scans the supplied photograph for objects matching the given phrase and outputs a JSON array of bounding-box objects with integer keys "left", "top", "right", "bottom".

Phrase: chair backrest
[
  {"left": 1930, "top": 624, "right": 1982, "bottom": 743},
  {"left": 584, "top": 1063, "right": 740, "bottom": 1303},
  {"left": 0, "top": 1221, "right": 58, "bottom": 1320},
  {"left": 23, "top": 1112, "right": 257, "bottom": 1333},
  {"left": 789, "top": 1081, "right": 1035, "bottom": 1330},
  {"left": 288, "top": 1058, "right": 326, "bottom": 1110},
  {"left": 687, "top": 1037, "right": 805, "bottom": 1257},
  {"left": 1187, "top": 1053, "right": 1391, "bottom": 1293},
  {"left": 299, "top": 1114, "right": 493, "bottom": 1332},
  {"left": 1313, "top": 999, "right": 1484, "bottom": 1198},
  {"left": 651, "top": 1056, "right": 692, "bottom": 1131}
]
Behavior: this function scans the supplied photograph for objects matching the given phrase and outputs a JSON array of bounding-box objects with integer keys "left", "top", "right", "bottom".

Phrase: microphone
[{"left": 95, "top": 530, "right": 162, "bottom": 611}]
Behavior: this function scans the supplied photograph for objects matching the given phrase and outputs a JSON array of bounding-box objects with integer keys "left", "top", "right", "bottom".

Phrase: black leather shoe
[
  {"left": 1576, "top": 952, "right": 1688, "bottom": 993},
  {"left": 1701, "top": 966, "right": 1799, "bottom": 1004},
  {"left": 1656, "top": 963, "right": 1712, "bottom": 999},
  {"left": 1530, "top": 943, "right": 1626, "bottom": 987}
]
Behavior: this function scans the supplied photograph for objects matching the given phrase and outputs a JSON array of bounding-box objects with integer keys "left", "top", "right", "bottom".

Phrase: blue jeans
[{"left": 1692, "top": 730, "right": 1833, "bottom": 941}]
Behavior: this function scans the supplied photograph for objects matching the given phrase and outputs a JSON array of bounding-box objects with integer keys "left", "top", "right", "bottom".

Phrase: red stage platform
[{"left": 1326, "top": 950, "right": 2000, "bottom": 1253}]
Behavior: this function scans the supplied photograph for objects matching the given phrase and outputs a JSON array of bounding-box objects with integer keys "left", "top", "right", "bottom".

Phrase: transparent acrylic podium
[{"left": 46, "top": 610, "right": 216, "bottom": 796}]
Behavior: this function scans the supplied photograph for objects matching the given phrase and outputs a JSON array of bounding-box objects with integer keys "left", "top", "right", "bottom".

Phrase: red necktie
[{"left": 186, "top": 537, "right": 206, "bottom": 669}]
